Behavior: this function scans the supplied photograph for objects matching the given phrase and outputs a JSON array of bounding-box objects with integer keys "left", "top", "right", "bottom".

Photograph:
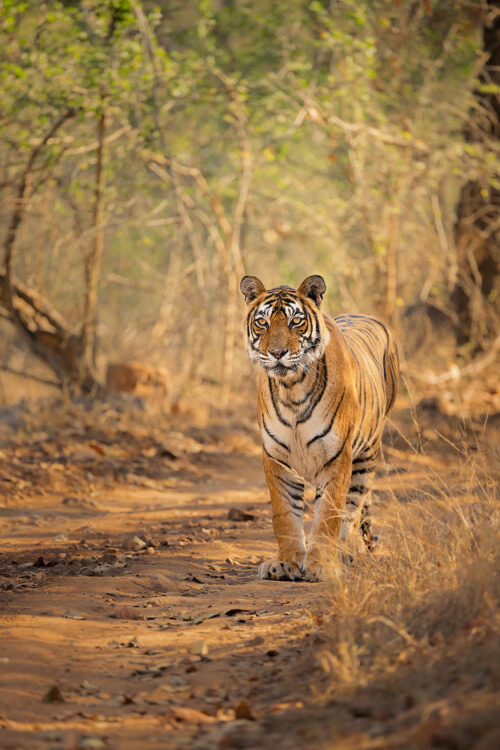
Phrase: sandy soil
[{"left": 0, "top": 400, "right": 498, "bottom": 750}]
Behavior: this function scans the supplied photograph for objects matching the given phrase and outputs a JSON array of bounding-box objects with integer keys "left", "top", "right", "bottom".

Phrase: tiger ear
[
  {"left": 298, "top": 275, "right": 326, "bottom": 307},
  {"left": 240, "top": 275, "right": 266, "bottom": 304}
]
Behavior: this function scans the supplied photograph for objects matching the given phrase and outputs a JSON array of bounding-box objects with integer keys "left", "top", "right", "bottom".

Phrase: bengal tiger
[{"left": 240, "top": 274, "right": 399, "bottom": 582}]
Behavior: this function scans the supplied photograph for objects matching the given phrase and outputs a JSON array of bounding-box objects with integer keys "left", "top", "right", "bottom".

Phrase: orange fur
[{"left": 240, "top": 275, "right": 399, "bottom": 581}]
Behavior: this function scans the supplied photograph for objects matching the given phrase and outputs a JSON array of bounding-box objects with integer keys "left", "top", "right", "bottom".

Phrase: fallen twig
[{"left": 402, "top": 335, "right": 500, "bottom": 385}]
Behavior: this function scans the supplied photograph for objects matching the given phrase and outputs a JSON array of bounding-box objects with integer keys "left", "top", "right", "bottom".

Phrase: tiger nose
[{"left": 270, "top": 348, "right": 288, "bottom": 360}]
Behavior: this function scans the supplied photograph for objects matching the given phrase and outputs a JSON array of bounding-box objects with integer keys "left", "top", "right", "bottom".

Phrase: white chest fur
[{"left": 262, "top": 404, "right": 343, "bottom": 483}]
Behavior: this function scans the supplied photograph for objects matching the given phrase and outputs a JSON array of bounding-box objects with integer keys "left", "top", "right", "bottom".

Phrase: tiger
[{"left": 240, "top": 274, "right": 399, "bottom": 582}]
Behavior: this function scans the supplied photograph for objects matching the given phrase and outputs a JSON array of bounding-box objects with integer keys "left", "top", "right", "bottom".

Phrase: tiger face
[{"left": 240, "top": 275, "right": 330, "bottom": 378}]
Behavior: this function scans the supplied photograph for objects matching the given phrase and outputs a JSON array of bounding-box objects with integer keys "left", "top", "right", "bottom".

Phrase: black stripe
[
  {"left": 352, "top": 452, "right": 376, "bottom": 464},
  {"left": 284, "top": 391, "right": 312, "bottom": 407},
  {"left": 346, "top": 497, "right": 363, "bottom": 510},
  {"left": 297, "top": 355, "right": 327, "bottom": 424},
  {"left": 308, "top": 305, "right": 320, "bottom": 335},
  {"left": 268, "top": 376, "right": 291, "bottom": 427},
  {"left": 321, "top": 432, "right": 349, "bottom": 471},
  {"left": 369, "top": 316, "right": 390, "bottom": 342},
  {"left": 282, "top": 367, "right": 308, "bottom": 388},
  {"left": 351, "top": 466, "right": 371, "bottom": 475},
  {"left": 348, "top": 485, "right": 368, "bottom": 494},
  {"left": 277, "top": 475, "right": 304, "bottom": 493},
  {"left": 263, "top": 446, "right": 291, "bottom": 469},
  {"left": 263, "top": 419, "right": 289, "bottom": 450},
  {"left": 307, "top": 387, "right": 346, "bottom": 446},
  {"left": 353, "top": 372, "right": 367, "bottom": 452}
]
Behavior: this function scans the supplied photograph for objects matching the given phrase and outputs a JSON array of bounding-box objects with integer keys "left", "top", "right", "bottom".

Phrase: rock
[
  {"left": 43, "top": 685, "right": 65, "bottom": 703},
  {"left": 76, "top": 737, "right": 105, "bottom": 750},
  {"left": 80, "top": 680, "right": 99, "bottom": 691},
  {"left": 141, "top": 687, "right": 170, "bottom": 705},
  {"left": 92, "top": 565, "right": 111, "bottom": 575},
  {"left": 64, "top": 609, "right": 85, "bottom": 620},
  {"left": 105, "top": 361, "right": 169, "bottom": 406},
  {"left": 142, "top": 574, "right": 182, "bottom": 593},
  {"left": 234, "top": 699, "right": 255, "bottom": 720},
  {"left": 62, "top": 497, "right": 98, "bottom": 509},
  {"left": 111, "top": 606, "right": 143, "bottom": 620},
  {"left": 53, "top": 533, "right": 69, "bottom": 543},
  {"left": 77, "top": 525, "right": 97, "bottom": 536},
  {"left": 100, "top": 552, "right": 117, "bottom": 563},
  {"left": 227, "top": 508, "right": 255, "bottom": 522},
  {"left": 127, "top": 636, "right": 142, "bottom": 648}
]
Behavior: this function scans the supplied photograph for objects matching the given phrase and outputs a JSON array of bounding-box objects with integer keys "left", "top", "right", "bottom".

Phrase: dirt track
[
  {"left": 0, "top": 402, "right": 498, "bottom": 749},
  {"left": 0, "top": 408, "right": 326, "bottom": 750}
]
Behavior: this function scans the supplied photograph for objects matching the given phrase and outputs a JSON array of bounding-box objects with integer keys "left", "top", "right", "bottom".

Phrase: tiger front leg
[
  {"left": 302, "top": 439, "right": 352, "bottom": 582},
  {"left": 259, "top": 452, "right": 306, "bottom": 581}
]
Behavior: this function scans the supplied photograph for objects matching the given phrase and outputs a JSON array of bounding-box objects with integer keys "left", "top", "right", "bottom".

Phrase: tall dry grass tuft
[{"left": 312, "top": 445, "right": 499, "bottom": 746}]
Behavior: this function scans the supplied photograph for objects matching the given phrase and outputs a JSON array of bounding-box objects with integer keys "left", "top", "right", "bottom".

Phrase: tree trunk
[
  {"left": 453, "top": 0, "right": 500, "bottom": 350},
  {"left": 1, "top": 109, "right": 103, "bottom": 396},
  {"left": 81, "top": 106, "right": 107, "bottom": 385},
  {"left": 0, "top": 270, "right": 89, "bottom": 391}
]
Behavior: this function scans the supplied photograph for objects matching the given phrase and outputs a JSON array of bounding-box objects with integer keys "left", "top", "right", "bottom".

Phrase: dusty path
[
  {"left": 0, "top": 402, "right": 497, "bottom": 749},
  {"left": 0, "top": 410, "right": 327, "bottom": 750}
]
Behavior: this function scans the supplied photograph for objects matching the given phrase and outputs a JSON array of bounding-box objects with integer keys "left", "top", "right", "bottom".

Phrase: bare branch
[
  {"left": 404, "top": 334, "right": 500, "bottom": 385},
  {"left": 3, "top": 108, "right": 79, "bottom": 313},
  {"left": 0, "top": 366, "right": 60, "bottom": 388}
]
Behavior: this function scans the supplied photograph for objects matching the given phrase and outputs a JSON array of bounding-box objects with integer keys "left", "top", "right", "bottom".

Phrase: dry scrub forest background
[{"left": 0, "top": 2, "right": 499, "bottom": 750}]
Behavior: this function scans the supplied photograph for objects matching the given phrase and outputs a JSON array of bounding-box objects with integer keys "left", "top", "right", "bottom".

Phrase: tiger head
[{"left": 240, "top": 275, "right": 330, "bottom": 378}]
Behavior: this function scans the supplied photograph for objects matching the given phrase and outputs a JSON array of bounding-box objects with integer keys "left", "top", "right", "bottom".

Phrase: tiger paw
[
  {"left": 258, "top": 560, "right": 303, "bottom": 581},
  {"left": 301, "top": 562, "right": 324, "bottom": 582}
]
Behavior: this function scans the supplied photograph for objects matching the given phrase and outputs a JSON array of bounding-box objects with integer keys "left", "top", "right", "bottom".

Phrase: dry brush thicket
[
  {"left": 283, "top": 413, "right": 500, "bottom": 747},
  {"left": 0, "top": 1, "right": 499, "bottom": 401}
]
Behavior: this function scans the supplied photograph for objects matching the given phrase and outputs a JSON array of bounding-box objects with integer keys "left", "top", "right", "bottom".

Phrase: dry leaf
[
  {"left": 188, "top": 640, "right": 208, "bottom": 656},
  {"left": 88, "top": 443, "right": 106, "bottom": 456},
  {"left": 171, "top": 706, "right": 216, "bottom": 723}
]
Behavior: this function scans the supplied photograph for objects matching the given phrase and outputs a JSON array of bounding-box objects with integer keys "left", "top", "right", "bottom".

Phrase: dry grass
[{"left": 295, "top": 436, "right": 500, "bottom": 749}]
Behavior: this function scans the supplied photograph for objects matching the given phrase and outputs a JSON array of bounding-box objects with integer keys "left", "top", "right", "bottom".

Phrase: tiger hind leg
[{"left": 340, "top": 448, "right": 379, "bottom": 559}]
